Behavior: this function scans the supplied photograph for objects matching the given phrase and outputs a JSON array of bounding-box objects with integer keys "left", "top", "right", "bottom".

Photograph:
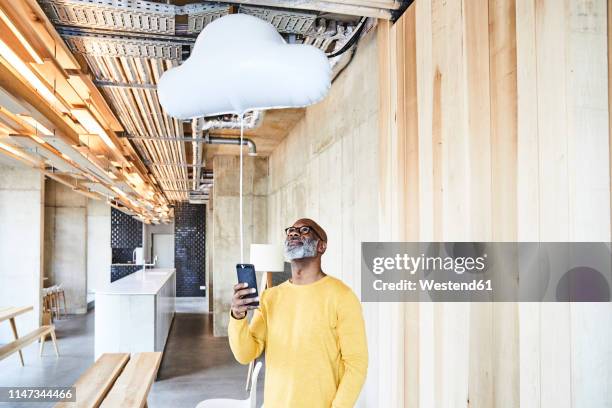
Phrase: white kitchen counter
[
  {"left": 96, "top": 268, "right": 175, "bottom": 295},
  {"left": 95, "top": 268, "right": 176, "bottom": 359}
]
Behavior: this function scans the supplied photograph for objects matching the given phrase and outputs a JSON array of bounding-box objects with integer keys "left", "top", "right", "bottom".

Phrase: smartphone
[{"left": 236, "top": 263, "right": 259, "bottom": 307}]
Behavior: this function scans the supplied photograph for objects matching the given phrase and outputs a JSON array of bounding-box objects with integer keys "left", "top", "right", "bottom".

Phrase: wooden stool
[
  {"left": 51, "top": 286, "right": 61, "bottom": 319},
  {"left": 45, "top": 285, "right": 63, "bottom": 320},
  {"left": 42, "top": 288, "right": 54, "bottom": 323},
  {"left": 55, "top": 284, "right": 66, "bottom": 317}
]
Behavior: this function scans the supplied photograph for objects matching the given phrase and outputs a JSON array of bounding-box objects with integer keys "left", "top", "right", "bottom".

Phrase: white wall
[
  {"left": 266, "top": 27, "right": 380, "bottom": 406},
  {"left": 87, "top": 198, "right": 111, "bottom": 296},
  {"left": 143, "top": 221, "right": 174, "bottom": 264},
  {"left": 0, "top": 162, "right": 44, "bottom": 342}
]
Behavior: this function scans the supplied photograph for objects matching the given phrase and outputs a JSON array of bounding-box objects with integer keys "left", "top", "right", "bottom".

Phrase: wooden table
[{"left": 0, "top": 306, "right": 34, "bottom": 366}]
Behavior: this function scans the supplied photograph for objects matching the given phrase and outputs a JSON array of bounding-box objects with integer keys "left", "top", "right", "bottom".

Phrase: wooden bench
[
  {"left": 0, "top": 306, "right": 59, "bottom": 366},
  {"left": 55, "top": 352, "right": 162, "bottom": 408}
]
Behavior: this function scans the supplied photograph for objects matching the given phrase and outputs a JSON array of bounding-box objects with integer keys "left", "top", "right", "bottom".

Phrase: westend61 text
[{"left": 373, "top": 279, "right": 493, "bottom": 291}]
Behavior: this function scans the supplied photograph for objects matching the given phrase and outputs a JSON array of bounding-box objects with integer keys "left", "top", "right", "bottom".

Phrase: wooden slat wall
[
  {"left": 377, "top": 18, "right": 406, "bottom": 408},
  {"left": 378, "top": 0, "right": 612, "bottom": 407}
]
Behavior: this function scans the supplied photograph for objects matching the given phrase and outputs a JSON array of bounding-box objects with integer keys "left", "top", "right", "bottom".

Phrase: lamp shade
[{"left": 250, "top": 244, "right": 285, "bottom": 272}]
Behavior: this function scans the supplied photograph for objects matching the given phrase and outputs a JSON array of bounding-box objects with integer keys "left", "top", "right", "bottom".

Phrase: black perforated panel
[
  {"left": 111, "top": 208, "right": 143, "bottom": 248},
  {"left": 110, "top": 208, "right": 143, "bottom": 282},
  {"left": 174, "top": 203, "right": 206, "bottom": 297},
  {"left": 111, "top": 265, "right": 141, "bottom": 282}
]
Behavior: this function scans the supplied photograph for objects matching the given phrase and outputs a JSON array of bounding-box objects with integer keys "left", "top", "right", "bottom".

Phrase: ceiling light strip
[
  {"left": 0, "top": 7, "right": 44, "bottom": 64},
  {"left": 71, "top": 107, "right": 117, "bottom": 151},
  {"left": 42, "top": 135, "right": 114, "bottom": 184},
  {"left": 0, "top": 40, "right": 66, "bottom": 113},
  {"left": 0, "top": 140, "right": 40, "bottom": 164}
]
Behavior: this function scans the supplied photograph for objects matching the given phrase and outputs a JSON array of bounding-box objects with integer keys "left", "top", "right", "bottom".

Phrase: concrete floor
[
  {"left": 0, "top": 307, "right": 264, "bottom": 408},
  {"left": 176, "top": 296, "right": 209, "bottom": 314}
]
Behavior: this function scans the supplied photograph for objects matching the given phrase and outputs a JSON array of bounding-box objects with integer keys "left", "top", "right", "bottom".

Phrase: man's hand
[{"left": 231, "top": 282, "right": 259, "bottom": 319}]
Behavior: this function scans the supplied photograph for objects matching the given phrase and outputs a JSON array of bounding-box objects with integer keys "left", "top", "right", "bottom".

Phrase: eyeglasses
[{"left": 284, "top": 226, "right": 322, "bottom": 240}]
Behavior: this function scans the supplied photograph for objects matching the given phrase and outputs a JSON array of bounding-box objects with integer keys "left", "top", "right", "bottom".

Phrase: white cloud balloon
[{"left": 158, "top": 14, "right": 332, "bottom": 119}]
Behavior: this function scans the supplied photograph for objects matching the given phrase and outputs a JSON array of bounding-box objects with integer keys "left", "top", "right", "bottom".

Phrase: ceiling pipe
[
  {"left": 197, "top": 180, "right": 213, "bottom": 191},
  {"left": 193, "top": 110, "right": 265, "bottom": 133},
  {"left": 167, "top": 190, "right": 210, "bottom": 194},
  {"left": 152, "top": 177, "right": 212, "bottom": 183},
  {"left": 206, "top": 135, "right": 257, "bottom": 156},
  {"left": 191, "top": 119, "right": 204, "bottom": 191},
  {"left": 190, "top": 113, "right": 262, "bottom": 193},
  {"left": 147, "top": 162, "right": 207, "bottom": 167}
]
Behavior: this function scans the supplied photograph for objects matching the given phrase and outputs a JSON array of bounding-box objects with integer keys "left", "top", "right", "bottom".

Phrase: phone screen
[{"left": 236, "top": 263, "right": 259, "bottom": 307}]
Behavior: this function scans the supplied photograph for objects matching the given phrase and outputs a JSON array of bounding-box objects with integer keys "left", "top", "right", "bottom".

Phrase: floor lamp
[{"left": 245, "top": 243, "right": 285, "bottom": 391}]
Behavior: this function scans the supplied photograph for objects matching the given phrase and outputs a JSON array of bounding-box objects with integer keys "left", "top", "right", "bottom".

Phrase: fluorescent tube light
[
  {"left": 111, "top": 186, "right": 127, "bottom": 198},
  {"left": 30, "top": 135, "right": 45, "bottom": 144},
  {"left": 71, "top": 108, "right": 117, "bottom": 151},
  {"left": 42, "top": 135, "right": 114, "bottom": 184},
  {"left": 0, "top": 39, "right": 64, "bottom": 111},
  {"left": 0, "top": 87, "right": 28, "bottom": 115},
  {"left": 8, "top": 136, "right": 79, "bottom": 174},
  {"left": 0, "top": 8, "right": 43, "bottom": 64},
  {"left": 17, "top": 115, "right": 50, "bottom": 144},
  {"left": 0, "top": 140, "right": 39, "bottom": 164},
  {"left": 45, "top": 154, "right": 80, "bottom": 174},
  {"left": 0, "top": 140, "right": 24, "bottom": 157},
  {"left": 18, "top": 115, "right": 52, "bottom": 136},
  {"left": 83, "top": 182, "right": 116, "bottom": 198},
  {"left": 7, "top": 134, "right": 42, "bottom": 150},
  {"left": 126, "top": 172, "right": 144, "bottom": 185}
]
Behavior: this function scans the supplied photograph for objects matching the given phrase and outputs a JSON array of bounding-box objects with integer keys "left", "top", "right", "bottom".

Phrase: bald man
[{"left": 228, "top": 218, "right": 368, "bottom": 408}]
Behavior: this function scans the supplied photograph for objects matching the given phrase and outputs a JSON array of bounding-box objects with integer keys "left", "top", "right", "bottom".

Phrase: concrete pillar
[
  {"left": 0, "top": 163, "right": 44, "bottom": 342},
  {"left": 87, "top": 198, "right": 111, "bottom": 298},
  {"left": 206, "top": 199, "right": 214, "bottom": 313},
  {"left": 44, "top": 179, "right": 87, "bottom": 314},
  {"left": 212, "top": 155, "right": 268, "bottom": 336}
]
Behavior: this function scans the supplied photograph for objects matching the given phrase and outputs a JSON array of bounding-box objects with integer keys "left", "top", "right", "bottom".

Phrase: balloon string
[{"left": 239, "top": 112, "right": 244, "bottom": 264}]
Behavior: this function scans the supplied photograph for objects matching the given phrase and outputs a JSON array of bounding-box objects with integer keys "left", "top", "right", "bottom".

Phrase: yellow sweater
[{"left": 228, "top": 275, "right": 368, "bottom": 408}]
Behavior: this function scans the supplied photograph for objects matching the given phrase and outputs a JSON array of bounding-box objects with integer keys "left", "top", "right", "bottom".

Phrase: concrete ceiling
[{"left": 204, "top": 108, "right": 305, "bottom": 164}]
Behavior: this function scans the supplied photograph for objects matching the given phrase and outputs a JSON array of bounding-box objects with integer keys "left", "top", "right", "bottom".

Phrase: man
[{"left": 228, "top": 218, "right": 368, "bottom": 408}]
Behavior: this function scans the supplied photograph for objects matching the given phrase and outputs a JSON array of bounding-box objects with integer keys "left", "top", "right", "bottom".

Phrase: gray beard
[{"left": 284, "top": 237, "right": 318, "bottom": 260}]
